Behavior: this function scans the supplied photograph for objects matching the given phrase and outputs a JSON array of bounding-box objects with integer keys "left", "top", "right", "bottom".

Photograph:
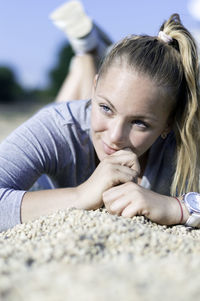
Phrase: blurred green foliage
[
  {"left": 0, "top": 43, "right": 74, "bottom": 103},
  {"left": 0, "top": 66, "right": 24, "bottom": 102},
  {"left": 47, "top": 43, "right": 74, "bottom": 98}
]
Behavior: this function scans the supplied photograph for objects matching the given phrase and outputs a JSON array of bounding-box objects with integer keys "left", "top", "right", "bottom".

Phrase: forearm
[{"left": 21, "top": 187, "right": 82, "bottom": 223}]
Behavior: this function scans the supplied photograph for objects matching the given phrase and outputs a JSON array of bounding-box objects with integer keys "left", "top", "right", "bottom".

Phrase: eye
[
  {"left": 132, "top": 120, "right": 149, "bottom": 128},
  {"left": 99, "top": 104, "right": 112, "bottom": 115}
]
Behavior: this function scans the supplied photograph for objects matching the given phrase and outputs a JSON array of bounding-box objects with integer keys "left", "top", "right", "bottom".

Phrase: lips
[{"left": 102, "top": 141, "right": 119, "bottom": 155}]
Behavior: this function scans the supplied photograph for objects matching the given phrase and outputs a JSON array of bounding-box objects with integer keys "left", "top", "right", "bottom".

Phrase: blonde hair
[
  {"left": 162, "top": 14, "right": 200, "bottom": 195},
  {"left": 98, "top": 14, "right": 200, "bottom": 196}
]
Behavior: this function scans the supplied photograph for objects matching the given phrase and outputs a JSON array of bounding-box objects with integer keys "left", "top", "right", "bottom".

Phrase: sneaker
[
  {"left": 49, "top": 0, "right": 113, "bottom": 57},
  {"left": 49, "top": 0, "right": 92, "bottom": 38}
]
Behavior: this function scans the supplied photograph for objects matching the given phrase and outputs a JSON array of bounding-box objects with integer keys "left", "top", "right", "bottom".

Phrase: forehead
[{"left": 96, "top": 65, "right": 171, "bottom": 117}]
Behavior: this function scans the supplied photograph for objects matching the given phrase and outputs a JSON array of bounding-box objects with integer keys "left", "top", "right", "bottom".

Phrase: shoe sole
[{"left": 49, "top": 0, "right": 93, "bottom": 39}]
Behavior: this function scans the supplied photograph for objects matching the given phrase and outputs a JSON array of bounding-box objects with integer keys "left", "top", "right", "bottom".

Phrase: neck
[
  {"left": 138, "top": 151, "right": 149, "bottom": 178},
  {"left": 94, "top": 149, "right": 100, "bottom": 167}
]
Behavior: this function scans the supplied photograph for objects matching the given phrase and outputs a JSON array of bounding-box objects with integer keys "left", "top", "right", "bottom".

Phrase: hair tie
[{"left": 158, "top": 31, "right": 173, "bottom": 43}]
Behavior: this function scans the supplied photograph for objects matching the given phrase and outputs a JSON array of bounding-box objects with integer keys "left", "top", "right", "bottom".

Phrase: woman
[{"left": 0, "top": 13, "right": 199, "bottom": 232}]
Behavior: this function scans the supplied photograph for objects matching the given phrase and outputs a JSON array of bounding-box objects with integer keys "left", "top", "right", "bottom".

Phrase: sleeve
[{"left": 0, "top": 106, "right": 70, "bottom": 232}]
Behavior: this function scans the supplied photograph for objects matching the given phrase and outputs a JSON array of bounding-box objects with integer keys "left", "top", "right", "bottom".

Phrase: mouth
[{"left": 102, "top": 141, "right": 119, "bottom": 155}]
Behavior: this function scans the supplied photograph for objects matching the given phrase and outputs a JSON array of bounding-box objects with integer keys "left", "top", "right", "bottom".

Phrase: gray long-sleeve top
[{"left": 0, "top": 99, "right": 176, "bottom": 232}]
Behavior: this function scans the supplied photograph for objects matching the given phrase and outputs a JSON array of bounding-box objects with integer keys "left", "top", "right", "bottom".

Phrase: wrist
[
  {"left": 76, "top": 184, "right": 91, "bottom": 210},
  {"left": 76, "top": 183, "right": 102, "bottom": 210},
  {"left": 181, "top": 202, "right": 190, "bottom": 224},
  {"left": 174, "top": 196, "right": 190, "bottom": 225}
]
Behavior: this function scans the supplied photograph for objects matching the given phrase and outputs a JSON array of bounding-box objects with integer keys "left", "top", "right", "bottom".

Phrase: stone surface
[{"left": 0, "top": 208, "right": 200, "bottom": 301}]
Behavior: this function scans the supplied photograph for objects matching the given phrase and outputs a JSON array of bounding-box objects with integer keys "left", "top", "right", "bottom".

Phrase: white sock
[{"left": 69, "top": 27, "right": 98, "bottom": 55}]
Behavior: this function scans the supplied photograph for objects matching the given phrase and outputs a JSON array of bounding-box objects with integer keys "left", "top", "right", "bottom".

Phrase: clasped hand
[{"left": 78, "top": 149, "right": 182, "bottom": 226}]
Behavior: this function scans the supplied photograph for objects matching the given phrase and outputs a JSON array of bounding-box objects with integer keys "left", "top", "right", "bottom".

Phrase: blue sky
[{"left": 0, "top": 0, "right": 199, "bottom": 89}]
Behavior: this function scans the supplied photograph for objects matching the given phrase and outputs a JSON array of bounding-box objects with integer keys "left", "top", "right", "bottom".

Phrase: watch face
[{"left": 185, "top": 192, "right": 200, "bottom": 213}]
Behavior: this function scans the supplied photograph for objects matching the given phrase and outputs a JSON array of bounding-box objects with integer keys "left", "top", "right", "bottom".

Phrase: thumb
[{"left": 122, "top": 147, "right": 140, "bottom": 178}]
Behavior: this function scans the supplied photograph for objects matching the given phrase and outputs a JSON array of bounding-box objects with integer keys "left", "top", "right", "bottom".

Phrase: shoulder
[
  {"left": 151, "top": 131, "right": 176, "bottom": 154},
  {"left": 147, "top": 131, "right": 176, "bottom": 171},
  {"left": 1, "top": 100, "right": 91, "bottom": 150},
  {"left": 40, "top": 99, "right": 91, "bottom": 131}
]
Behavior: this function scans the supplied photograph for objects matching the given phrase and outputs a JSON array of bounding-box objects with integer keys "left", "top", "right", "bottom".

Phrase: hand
[
  {"left": 102, "top": 182, "right": 186, "bottom": 225},
  {"left": 77, "top": 149, "right": 140, "bottom": 211}
]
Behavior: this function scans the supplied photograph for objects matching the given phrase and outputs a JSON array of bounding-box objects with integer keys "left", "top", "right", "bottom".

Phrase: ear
[
  {"left": 93, "top": 74, "right": 99, "bottom": 88},
  {"left": 91, "top": 74, "right": 99, "bottom": 97},
  {"left": 161, "top": 123, "right": 172, "bottom": 138},
  {"left": 162, "top": 110, "right": 176, "bottom": 135}
]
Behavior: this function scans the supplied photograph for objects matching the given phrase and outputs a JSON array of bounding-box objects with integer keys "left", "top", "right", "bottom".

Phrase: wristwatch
[{"left": 183, "top": 192, "right": 200, "bottom": 228}]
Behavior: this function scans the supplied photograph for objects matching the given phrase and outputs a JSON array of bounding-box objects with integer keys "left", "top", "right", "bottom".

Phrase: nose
[{"left": 109, "top": 118, "right": 129, "bottom": 147}]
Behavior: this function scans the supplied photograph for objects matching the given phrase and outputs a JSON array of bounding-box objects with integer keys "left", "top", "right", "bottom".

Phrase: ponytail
[{"left": 161, "top": 14, "right": 200, "bottom": 195}]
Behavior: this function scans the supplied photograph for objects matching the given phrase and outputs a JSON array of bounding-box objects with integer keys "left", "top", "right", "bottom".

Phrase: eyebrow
[{"left": 96, "top": 94, "right": 159, "bottom": 122}]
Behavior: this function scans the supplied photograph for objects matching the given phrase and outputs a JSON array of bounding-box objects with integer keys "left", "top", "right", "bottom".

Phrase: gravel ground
[
  {"left": 0, "top": 208, "right": 200, "bottom": 301},
  {"left": 0, "top": 102, "right": 200, "bottom": 301}
]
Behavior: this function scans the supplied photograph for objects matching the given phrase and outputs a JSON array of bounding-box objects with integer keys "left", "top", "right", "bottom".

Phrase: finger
[
  {"left": 109, "top": 198, "right": 131, "bottom": 216},
  {"left": 115, "top": 165, "right": 138, "bottom": 181},
  {"left": 110, "top": 149, "right": 137, "bottom": 163},
  {"left": 103, "top": 182, "right": 137, "bottom": 200},
  {"left": 108, "top": 150, "right": 140, "bottom": 176},
  {"left": 103, "top": 182, "right": 137, "bottom": 214},
  {"left": 103, "top": 191, "right": 129, "bottom": 215},
  {"left": 111, "top": 166, "right": 138, "bottom": 187},
  {"left": 103, "top": 186, "right": 124, "bottom": 208},
  {"left": 103, "top": 184, "right": 124, "bottom": 199},
  {"left": 103, "top": 186, "right": 123, "bottom": 210},
  {"left": 121, "top": 203, "right": 139, "bottom": 218}
]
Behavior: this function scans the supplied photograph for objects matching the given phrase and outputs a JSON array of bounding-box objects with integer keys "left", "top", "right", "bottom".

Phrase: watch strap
[{"left": 185, "top": 213, "right": 200, "bottom": 228}]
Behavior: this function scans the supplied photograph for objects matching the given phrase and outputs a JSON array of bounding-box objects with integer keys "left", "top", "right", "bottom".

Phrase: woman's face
[{"left": 91, "top": 65, "right": 172, "bottom": 161}]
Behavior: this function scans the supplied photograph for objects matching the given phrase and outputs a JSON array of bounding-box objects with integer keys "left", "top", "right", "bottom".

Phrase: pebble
[{"left": 1, "top": 207, "right": 200, "bottom": 300}]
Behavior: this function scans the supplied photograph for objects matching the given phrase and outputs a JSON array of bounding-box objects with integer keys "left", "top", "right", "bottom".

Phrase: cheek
[{"left": 129, "top": 131, "right": 160, "bottom": 156}]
